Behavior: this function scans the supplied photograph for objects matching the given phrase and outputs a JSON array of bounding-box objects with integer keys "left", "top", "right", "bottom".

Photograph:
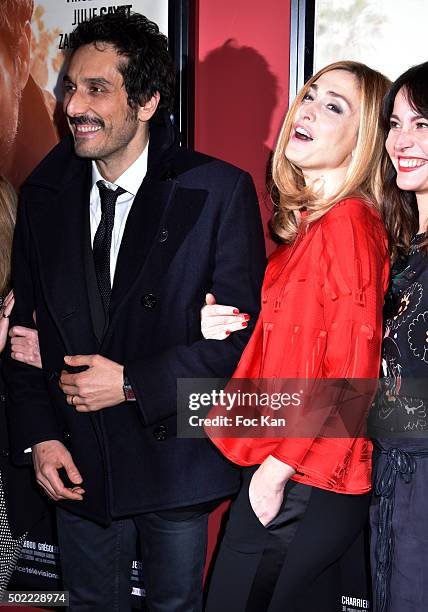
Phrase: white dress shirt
[{"left": 90, "top": 144, "right": 149, "bottom": 285}]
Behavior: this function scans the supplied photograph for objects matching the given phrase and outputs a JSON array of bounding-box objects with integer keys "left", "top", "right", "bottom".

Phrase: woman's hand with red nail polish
[{"left": 201, "top": 293, "right": 252, "bottom": 340}]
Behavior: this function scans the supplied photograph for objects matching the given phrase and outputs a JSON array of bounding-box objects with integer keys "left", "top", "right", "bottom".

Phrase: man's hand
[
  {"left": 59, "top": 354, "right": 125, "bottom": 412},
  {"left": 32, "top": 440, "right": 85, "bottom": 501},
  {"left": 248, "top": 455, "right": 296, "bottom": 526},
  {"left": 10, "top": 325, "right": 42, "bottom": 369}
]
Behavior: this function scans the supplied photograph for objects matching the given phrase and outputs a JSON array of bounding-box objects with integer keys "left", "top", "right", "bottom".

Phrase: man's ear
[
  {"left": 137, "top": 92, "right": 161, "bottom": 122},
  {"left": 15, "top": 20, "right": 31, "bottom": 91}
]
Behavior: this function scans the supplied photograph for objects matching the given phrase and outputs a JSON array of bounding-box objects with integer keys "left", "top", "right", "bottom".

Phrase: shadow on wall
[{"left": 197, "top": 40, "right": 280, "bottom": 251}]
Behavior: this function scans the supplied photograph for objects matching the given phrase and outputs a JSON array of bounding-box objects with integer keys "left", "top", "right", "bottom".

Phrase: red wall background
[
  {"left": 194, "top": 0, "right": 292, "bottom": 253},
  {"left": 194, "top": 0, "right": 292, "bottom": 574}
]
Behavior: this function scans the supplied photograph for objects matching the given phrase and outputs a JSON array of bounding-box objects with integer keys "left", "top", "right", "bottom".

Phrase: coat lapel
[
  {"left": 109, "top": 176, "right": 178, "bottom": 314},
  {"left": 106, "top": 177, "right": 208, "bottom": 342},
  {"left": 26, "top": 158, "right": 98, "bottom": 355}
]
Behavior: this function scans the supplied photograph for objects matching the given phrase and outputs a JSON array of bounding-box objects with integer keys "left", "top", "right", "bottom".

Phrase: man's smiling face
[{"left": 63, "top": 42, "right": 142, "bottom": 164}]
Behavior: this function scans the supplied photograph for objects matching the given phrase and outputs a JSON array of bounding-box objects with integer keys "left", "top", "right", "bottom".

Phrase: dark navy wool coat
[{"left": 4, "top": 115, "right": 266, "bottom": 525}]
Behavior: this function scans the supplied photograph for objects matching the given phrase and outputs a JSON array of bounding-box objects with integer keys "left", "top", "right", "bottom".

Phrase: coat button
[
  {"left": 63, "top": 431, "right": 71, "bottom": 441},
  {"left": 0, "top": 394, "right": 5, "bottom": 403},
  {"left": 141, "top": 293, "right": 157, "bottom": 309},
  {"left": 0, "top": 448, "right": 9, "bottom": 458},
  {"left": 159, "top": 228, "right": 168, "bottom": 243},
  {"left": 161, "top": 169, "right": 177, "bottom": 181},
  {"left": 153, "top": 425, "right": 168, "bottom": 441}
]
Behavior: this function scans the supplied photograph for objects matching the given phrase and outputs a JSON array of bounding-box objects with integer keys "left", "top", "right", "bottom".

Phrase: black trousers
[
  {"left": 205, "top": 468, "right": 370, "bottom": 612},
  {"left": 57, "top": 506, "right": 209, "bottom": 612}
]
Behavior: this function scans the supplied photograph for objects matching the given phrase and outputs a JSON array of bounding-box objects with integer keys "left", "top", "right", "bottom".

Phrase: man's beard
[{"left": 69, "top": 107, "right": 140, "bottom": 161}]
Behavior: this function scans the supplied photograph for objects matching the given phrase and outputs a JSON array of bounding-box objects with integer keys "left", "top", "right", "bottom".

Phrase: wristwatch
[{"left": 123, "top": 370, "right": 136, "bottom": 402}]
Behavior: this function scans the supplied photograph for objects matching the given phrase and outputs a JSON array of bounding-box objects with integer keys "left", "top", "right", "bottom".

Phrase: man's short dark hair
[
  {"left": 71, "top": 11, "right": 175, "bottom": 113},
  {"left": 0, "top": 0, "right": 33, "bottom": 52}
]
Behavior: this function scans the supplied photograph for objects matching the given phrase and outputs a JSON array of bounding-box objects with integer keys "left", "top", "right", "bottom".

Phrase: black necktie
[{"left": 93, "top": 181, "right": 126, "bottom": 312}]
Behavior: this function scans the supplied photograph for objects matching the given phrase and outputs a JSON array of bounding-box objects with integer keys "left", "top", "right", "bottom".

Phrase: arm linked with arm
[{"left": 125, "top": 171, "right": 266, "bottom": 426}]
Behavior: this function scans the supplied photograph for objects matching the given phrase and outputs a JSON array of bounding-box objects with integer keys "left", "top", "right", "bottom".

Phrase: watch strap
[{"left": 123, "top": 370, "right": 136, "bottom": 402}]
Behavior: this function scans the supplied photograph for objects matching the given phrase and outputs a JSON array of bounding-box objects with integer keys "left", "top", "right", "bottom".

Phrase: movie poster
[{"left": 1, "top": 0, "right": 168, "bottom": 191}]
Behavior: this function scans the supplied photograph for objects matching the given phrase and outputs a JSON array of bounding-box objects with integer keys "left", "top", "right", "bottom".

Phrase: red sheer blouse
[{"left": 209, "top": 198, "right": 390, "bottom": 494}]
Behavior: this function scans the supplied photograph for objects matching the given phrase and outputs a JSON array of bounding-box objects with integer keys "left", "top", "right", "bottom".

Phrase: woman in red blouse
[{"left": 203, "top": 61, "right": 391, "bottom": 611}]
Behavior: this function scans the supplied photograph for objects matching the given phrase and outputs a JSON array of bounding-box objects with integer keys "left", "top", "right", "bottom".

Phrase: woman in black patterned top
[{"left": 370, "top": 62, "right": 428, "bottom": 612}]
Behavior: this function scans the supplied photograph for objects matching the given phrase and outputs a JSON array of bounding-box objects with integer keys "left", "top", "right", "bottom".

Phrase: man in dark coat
[{"left": 4, "top": 12, "right": 265, "bottom": 611}]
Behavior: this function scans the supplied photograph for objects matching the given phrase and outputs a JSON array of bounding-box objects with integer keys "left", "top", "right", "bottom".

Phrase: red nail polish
[
  {"left": 226, "top": 330, "right": 231, "bottom": 335},
  {"left": 242, "top": 322, "right": 248, "bottom": 327},
  {"left": 244, "top": 314, "right": 251, "bottom": 320},
  {"left": 233, "top": 309, "right": 239, "bottom": 314}
]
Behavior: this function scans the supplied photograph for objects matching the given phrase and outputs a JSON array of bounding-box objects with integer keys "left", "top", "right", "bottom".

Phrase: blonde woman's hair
[
  {"left": 271, "top": 61, "right": 391, "bottom": 243},
  {"left": 0, "top": 176, "right": 17, "bottom": 296}
]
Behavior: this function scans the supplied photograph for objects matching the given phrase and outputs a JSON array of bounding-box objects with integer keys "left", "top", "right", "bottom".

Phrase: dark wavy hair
[
  {"left": 71, "top": 11, "right": 175, "bottom": 113},
  {"left": 0, "top": 0, "right": 33, "bottom": 53},
  {"left": 382, "top": 61, "right": 428, "bottom": 261}
]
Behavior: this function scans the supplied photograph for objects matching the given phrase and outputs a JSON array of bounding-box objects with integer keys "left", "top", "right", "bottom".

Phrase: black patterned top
[{"left": 375, "top": 233, "right": 428, "bottom": 434}]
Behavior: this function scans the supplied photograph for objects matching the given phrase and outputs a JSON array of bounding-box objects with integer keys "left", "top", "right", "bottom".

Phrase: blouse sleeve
[{"left": 271, "top": 200, "right": 390, "bottom": 470}]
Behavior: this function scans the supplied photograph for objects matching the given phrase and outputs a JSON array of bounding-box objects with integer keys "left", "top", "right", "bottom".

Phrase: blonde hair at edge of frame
[
  {"left": 271, "top": 61, "right": 391, "bottom": 244},
  {"left": 0, "top": 176, "right": 17, "bottom": 296}
]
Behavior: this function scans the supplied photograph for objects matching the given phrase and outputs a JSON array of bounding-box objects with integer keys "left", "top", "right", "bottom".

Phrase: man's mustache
[{"left": 69, "top": 115, "right": 105, "bottom": 128}]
